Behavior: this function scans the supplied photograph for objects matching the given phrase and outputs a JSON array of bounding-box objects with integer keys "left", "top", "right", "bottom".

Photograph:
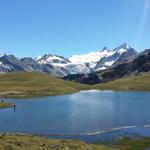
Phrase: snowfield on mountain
[{"left": 0, "top": 43, "right": 137, "bottom": 76}]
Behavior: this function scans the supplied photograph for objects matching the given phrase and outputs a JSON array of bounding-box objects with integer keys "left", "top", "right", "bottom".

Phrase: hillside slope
[
  {"left": 0, "top": 72, "right": 90, "bottom": 97},
  {"left": 0, "top": 72, "right": 149, "bottom": 98},
  {"left": 94, "top": 73, "right": 150, "bottom": 91}
]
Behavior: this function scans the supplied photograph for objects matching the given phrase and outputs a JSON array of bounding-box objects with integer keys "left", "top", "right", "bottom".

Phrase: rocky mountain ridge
[
  {"left": 0, "top": 43, "right": 138, "bottom": 77},
  {"left": 63, "top": 49, "right": 150, "bottom": 84}
]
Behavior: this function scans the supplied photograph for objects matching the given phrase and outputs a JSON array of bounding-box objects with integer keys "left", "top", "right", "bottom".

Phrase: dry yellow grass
[
  {"left": 0, "top": 102, "right": 15, "bottom": 109},
  {"left": 0, "top": 134, "right": 116, "bottom": 150}
]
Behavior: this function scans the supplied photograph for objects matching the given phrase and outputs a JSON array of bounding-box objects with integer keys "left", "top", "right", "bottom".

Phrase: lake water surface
[{"left": 0, "top": 90, "right": 150, "bottom": 142}]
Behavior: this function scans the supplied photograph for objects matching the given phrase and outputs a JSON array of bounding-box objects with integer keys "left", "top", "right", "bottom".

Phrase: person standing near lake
[{"left": 14, "top": 105, "right": 16, "bottom": 111}]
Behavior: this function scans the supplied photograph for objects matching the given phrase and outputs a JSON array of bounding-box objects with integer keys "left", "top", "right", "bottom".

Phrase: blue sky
[{"left": 0, "top": 0, "right": 150, "bottom": 58}]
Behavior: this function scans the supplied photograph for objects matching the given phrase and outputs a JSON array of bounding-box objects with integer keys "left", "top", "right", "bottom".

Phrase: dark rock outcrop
[{"left": 63, "top": 49, "right": 150, "bottom": 84}]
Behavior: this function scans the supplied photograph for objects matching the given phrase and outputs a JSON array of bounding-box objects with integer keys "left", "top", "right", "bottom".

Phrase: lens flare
[{"left": 135, "top": 0, "right": 150, "bottom": 44}]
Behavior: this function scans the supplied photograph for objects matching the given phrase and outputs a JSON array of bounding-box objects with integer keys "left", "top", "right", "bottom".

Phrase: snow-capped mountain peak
[
  {"left": 100, "top": 47, "right": 110, "bottom": 52},
  {"left": 35, "top": 55, "right": 42, "bottom": 61},
  {"left": 35, "top": 43, "right": 137, "bottom": 76},
  {"left": 0, "top": 52, "right": 6, "bottom": 58},
  {"left": 69, "top": 49, "right": 112, "bottom": 65},
  {"left": 111, "top": 43, "right": 131, "bottom": 55},
  {"left": 0, "top": 43, "right": 136, "bottom": 77},
  {"left": 120, "top": 43, "right": 130, "bottom": 49},
  {"left": 38, "top": 53, "right": 70, "bottom": 65}
]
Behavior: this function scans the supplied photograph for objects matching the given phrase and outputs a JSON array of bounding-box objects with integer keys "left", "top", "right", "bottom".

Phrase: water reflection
[{"left": 0, "top": 91, "right": 150, "bottom": 136}]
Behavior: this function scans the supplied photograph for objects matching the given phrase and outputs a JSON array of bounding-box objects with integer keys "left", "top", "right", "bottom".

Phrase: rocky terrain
[
  {"left": 0, "top": 43, "right": 137, "bottom": 77},
  {"left": 63, "top": 49, "right": 150, "bottom": 84}
]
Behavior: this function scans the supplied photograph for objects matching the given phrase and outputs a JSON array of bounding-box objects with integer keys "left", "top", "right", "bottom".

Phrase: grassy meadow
[
  {"left": 0, "top": 134, "right": 115, "bottom": 150},
  {"left": 0, "top": 72, "right": 90, "bottom": 98},
  {"left": 94, "top": 73, "right": 150, "bottom": 91},
  {"left": 0, "top": 72, "right": 149, "bottom": 98},
  {"left": 1, "top": 134, "right": 150, "bottom": 150},
  {"left": 0, "top": 72, "right": 150, "bottom": 149}
]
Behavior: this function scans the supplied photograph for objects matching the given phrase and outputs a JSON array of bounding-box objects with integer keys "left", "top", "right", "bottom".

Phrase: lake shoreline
[
  {"left": 0, "top": 88, "right": 150, "bottom": 99},
  {"left": 0, "top": 90, "right": 78, "bottom": 99},
  {"left": 0, "top": 72, "right": 149, "bottom": 98},
  {"left": 0, "top": 133, "right": 114, "bottom": 150},
  {"left": 0, "top": 133, "right": 150, "bottom": 150},
  {"left": 1, "top": 90, "right": 150, "bottom": 149},
  {"left": 0, "top": 102, "right": 16, "bottom": 109}
]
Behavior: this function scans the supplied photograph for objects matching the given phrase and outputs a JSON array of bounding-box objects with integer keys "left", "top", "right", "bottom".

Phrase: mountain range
[
  {"left": 64, "top": 49, "right": 150, "bottom": 84},
  {"left": 0, "top": 43, "right": 138, "bottom": 77}
]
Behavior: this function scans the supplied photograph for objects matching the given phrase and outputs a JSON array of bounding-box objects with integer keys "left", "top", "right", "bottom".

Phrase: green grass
[
  {"left": 0, "top": 72, "right": 90, "bottom": 98},
  {"left": 1, "top": 134, "right": 150, "bottom": 150},
  {"left": 115, "top": 137, "right": 150, "bottom": 150},
  {"left": 0, "top": 73, "right": 150, "bottom": 149},
  {"left": 0, "top": 102, "right": 15, "bottom": 109},
  {"left": 95, "top": 137, "right": 150, "bottom": 150},
  {"left": 0, "top": 72, "right": 149, "bottom": 98},
  {"left": 0, "top": 134, "right": 116, "bottom": 150},
  {"left": 94, "top": 73, "right": 150, "bottom": 91}
]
